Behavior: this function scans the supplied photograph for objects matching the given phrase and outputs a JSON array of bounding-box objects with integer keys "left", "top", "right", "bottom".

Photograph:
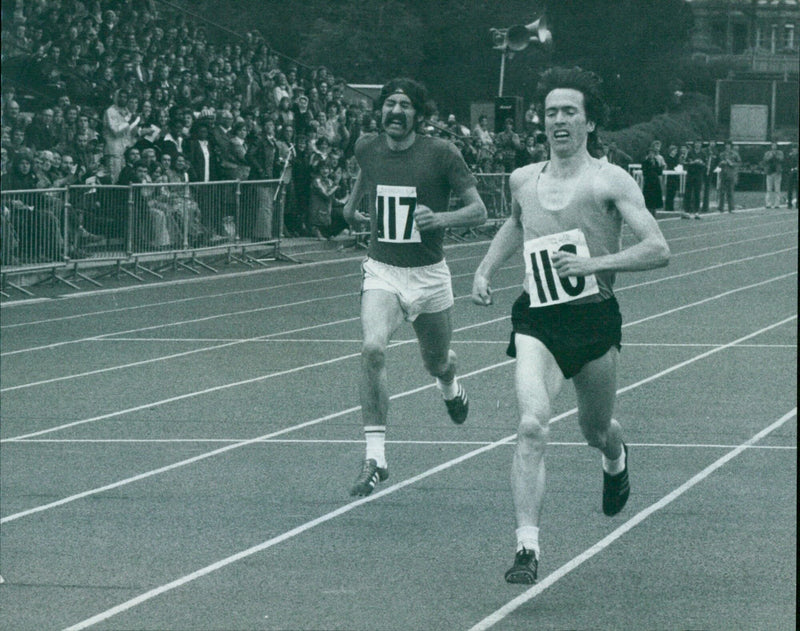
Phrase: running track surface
[{"left": 0, "top": 208, "right": 796, "bottom": 631}]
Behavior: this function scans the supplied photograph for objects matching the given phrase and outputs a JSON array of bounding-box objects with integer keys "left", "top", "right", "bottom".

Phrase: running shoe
[
  {"left": 602, "top": 443, "right": 630, "bottom": 516},
  {"left": 504, "top": 548, "right": 538, "bottom": 584},
  {"left": 349, "top": 458, "right": 389, "bottom": 496},
  {"left": 444, "top": 384, "right": 469, "bottom": 425}
]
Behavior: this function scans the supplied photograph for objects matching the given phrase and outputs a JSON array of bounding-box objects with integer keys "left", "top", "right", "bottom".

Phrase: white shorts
[{"left": 361, "top": 257, "right": 454, "bottom": 322}]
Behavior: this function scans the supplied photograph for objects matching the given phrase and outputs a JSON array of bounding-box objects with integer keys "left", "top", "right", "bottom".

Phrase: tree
[{"left": 298, "top": 1, "right": 425, "bottom": 81}]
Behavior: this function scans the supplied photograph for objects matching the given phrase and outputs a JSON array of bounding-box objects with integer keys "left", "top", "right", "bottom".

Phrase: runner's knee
[
  {"left": 518, "top": 410, "right": 550, "bottom": 449},
  {"left": 361, "top": 342, "right": 387, "bottom": 373}
]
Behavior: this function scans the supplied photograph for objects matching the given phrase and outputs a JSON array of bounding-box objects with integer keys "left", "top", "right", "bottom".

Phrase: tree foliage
[{"left": 176, "top": 0, "right": 694, "bottom": 124}]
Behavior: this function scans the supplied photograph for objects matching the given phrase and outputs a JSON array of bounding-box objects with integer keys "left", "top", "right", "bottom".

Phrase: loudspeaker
[{"left": 494, "top": 96, "right": 524, "bottom": 133}]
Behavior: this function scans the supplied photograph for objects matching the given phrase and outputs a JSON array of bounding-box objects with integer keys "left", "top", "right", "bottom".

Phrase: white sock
[
  {"left": 436, "top": 376, "right": 459, "bottom": 400},
  {"left": 364, "top": 425, "right": 386, "bottom": 468},
  {"left": 602, "top": 446, "right": 626, "bottom": 475},
  {"left": 515, "top": 526, "right": 540, "bottom": 558}
]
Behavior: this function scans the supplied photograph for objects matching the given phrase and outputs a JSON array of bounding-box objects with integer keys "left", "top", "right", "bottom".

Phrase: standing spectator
[
  {"left": 641, "top": 140, "right": 666, "bottom": 217},
  {"left": 682, "top": 140, "right": 704, "bottom": 220},
  {"left": 762, "top": 141, "right": 784, "bottom": 208},
  {"left": 276, "top": 96, "right": 295, "bottom": 130},
  {"left": 700, "top": 142, "right": 717, "bottom": 214},
  {"left": 290, "top": 134, "right": 313, "bottom": 236},
  {"left": 185, "top": 120, "right": 216, "bottom": 184},
  {"left": 523, "top": 102, "right": 541, "bottom": 134},
  {"left": 716, "top": 140, "right": 741, "bottom": 214},
  {"left": 472, "top": 114, "right": 495, "bottom": 164},
  {"left": 495, "top": 117, "right": 522, "bottom": 172},
  {"left": 210, "top": 109, "right": 235, "bottom": 180},
  {"left": 663, "top": 144, "right": 681, "bottom": 211},
  {"left": 786, "top": 144, "right": 798, "bottom": 209},
  {"left": 185, "top": 120, "right": 224, "bottom": 241},
  {"left": 157, "top": 115, "right": 186, "bottom": 160},
  {"left": 292, "top": 94, "right": 314, "bottom": 139},
  {"left": 102, "top": 89, "right": 140, "bottom": 182},
  {"left": 308, "top": 160, "right": 336, "bottom": 240},
  {"left": 227, "top": 121, "right": 251, "bottom": 181}
]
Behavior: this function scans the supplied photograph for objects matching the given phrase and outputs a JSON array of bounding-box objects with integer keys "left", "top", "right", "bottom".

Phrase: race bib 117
[
  {"left": 376, "top": 184, "right": 420, "bottom": 243},
  {"left": 523, "top": 229, "right": 600, "bottom": 307}
]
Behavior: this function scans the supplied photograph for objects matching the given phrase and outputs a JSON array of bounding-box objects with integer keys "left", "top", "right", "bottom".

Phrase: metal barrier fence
[
  {"left": 1, "top": 174, "right": 514, "bottom": 294},
  {"left": 1, "top": 179, "right": 282, "bottom": 266},
  {"left": 1, "top": 187, "right": 69, "bottom": 265},
  {"left": 475, "top": 173, "right": 512, "bottom": 224}
]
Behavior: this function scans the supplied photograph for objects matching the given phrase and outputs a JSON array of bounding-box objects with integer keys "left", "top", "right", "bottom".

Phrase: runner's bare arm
[
  {"left": 471, "top": 200, "right": 524, "bottom": 305},
  {"left": 551, "top": 167, "right": 670, "bottom": 278},
  {"left": 414, "top": 186, "right": 487, "bottom": 232},
  {"left": 343, "top": 169, "right": 369, "bottom": 225}
]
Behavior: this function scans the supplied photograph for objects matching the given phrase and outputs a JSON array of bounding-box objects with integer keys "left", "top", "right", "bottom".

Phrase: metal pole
[{"left": 498, "top": 50, "right": 507, "bottom": 97}]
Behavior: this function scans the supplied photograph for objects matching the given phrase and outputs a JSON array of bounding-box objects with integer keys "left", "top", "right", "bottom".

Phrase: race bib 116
[
  {"left": 376, "top": 184, "right": 420, "bottom": 243},
  {"left": 523, "top": 229, "right": 599, "bottom": 307}
]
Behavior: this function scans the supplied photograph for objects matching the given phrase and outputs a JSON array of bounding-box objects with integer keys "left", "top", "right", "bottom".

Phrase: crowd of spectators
[
  {"left": 2, "top": 1, "right": 795, "bottom": 266},
  {"left": 0, "top": 0, "right": 550, "bottom": 264}
]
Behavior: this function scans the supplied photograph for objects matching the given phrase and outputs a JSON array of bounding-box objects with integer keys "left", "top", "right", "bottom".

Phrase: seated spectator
[
  {"left": 71, "top": 131, "right": 101, "bottom": 181},
  {"left": 117, "top": 146, "right": 141, "bottom": 185},
  {"left": 520, "top": 134, "right": 547, "bottom": 165},
  {"left": 25, "top": 108, "right": 58, "bottom": 151},
  {"left": 2, "top": 150, "right": 65, "bottom": 262}
]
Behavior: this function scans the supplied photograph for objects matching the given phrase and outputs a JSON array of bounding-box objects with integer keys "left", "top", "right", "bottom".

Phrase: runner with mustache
[
  {"left": 343, "top": 77, "right": 487, "bottom": 496},
  {"left": 471, "top": 67, "right": 670, "bottom": 583}
]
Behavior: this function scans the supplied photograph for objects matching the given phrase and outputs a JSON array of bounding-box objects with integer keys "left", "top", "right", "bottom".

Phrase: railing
[
  {"left": 1, "top": 179, "right": 283, "bottom": 266},
  {"left": 1, "top": 175, "right": 516, "bottom": 294}
]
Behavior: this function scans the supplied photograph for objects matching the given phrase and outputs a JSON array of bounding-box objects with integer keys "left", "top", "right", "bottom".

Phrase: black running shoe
[
  {"left": 602, "top": 443, "right": 630, "bottom": 516},
  {"left": 444, "top": 384, "right": 469, "bottom": 425},
  {"left": 349, "top": 458, "right": 389, "bottom": 496},
  {"left": 504, "top": 548, "right": 538, "bottom": 584}
]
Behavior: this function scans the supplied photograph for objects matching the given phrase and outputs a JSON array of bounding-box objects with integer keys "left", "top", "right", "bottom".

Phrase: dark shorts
[{"left": 507, "top": 292, "right": 622, "bottom": 379}]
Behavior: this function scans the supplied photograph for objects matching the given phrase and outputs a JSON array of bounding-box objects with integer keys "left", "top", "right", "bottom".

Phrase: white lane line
[
  {"left": 3, "top": 315, "right": 793, "bottom": 525},
  {"left": 2, "top": 272, "right": 795, "bottom": 438},
  {"left": 468, "top": 407, "right": 797, "bottom": 631},
  {"left": 57, "top": 330, "right": 795, "bottom": 631},
  {"left": 0, "top": 249, "right": 485, "bottom": 328},
  {"left": 2, "top": 229, "right": 795, "bottom": 356},
  {"left": 11, "top": 438, "right": 796, "bottom": 449},
  {"left": 2, "top": 246, "right": 795, "bottom": 392},
  {"left": 75, "top": 339, "right": 798, "bottom": 348}
]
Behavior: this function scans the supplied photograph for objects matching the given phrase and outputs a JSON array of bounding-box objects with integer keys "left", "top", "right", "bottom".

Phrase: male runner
[
  {"left": 471, "top": 67, "right": 670, "bottom": 583},
  {"left": 343, "top": 78, "right": 486, "bottom": 496}
]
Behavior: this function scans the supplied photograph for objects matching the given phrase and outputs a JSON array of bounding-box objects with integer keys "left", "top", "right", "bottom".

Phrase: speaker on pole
[{"left": 494, "top": 96, "right": 523, "bottom": 133}]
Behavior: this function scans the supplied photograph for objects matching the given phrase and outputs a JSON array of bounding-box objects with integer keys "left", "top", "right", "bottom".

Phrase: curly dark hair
[{"left": 536, "top": 67, "right": 609, "bottom": 156}]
